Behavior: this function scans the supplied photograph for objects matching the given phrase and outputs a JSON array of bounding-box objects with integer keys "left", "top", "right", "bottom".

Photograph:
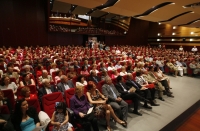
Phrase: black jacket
[{"left": 115, "top": 82, "right": 131, "bottom": 96}]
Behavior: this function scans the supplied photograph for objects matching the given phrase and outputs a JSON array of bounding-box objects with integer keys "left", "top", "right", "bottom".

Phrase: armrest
[
  {"left": 89, "top": 103, "right": 94, "bottom": 107},
  {"left": 66, "top": 108, "right": 74, "bottom": 116}
]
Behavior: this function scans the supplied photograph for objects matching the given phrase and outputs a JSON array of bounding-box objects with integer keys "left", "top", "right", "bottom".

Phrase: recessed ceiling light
[
  {"left": 116, "top": 0, "right": 120, "bottom": 3},
  {"left": 158, "top": 22, "right": 161, "bottom": 25},
  {"left": 172, "top": 39, "right": 175, "bottom": 41},
  {"left": 157, "top": 39, "right": 160, "bottom": 41},
  {"left": 102, "top": 7, "right": 110, "bottom": 10},
  {"left": 172, "top": 33, "right": 176, "bottom": 35},
  {"left": 191, "top": 32, "right": 194, "bottom": 34},
  {"left": 173, "top": 26, "right": 176, "bottom": 29},
  {"left": 190, "top": 39, "right": 193, "bottom": 41},
  {"left": 158, "top": 33, "right": 161, "bottom": 36}
]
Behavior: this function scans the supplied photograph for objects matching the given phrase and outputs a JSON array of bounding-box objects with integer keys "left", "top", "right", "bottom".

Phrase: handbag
[{"left": 84, "top": 111, "right": 95, "bottom": 121}]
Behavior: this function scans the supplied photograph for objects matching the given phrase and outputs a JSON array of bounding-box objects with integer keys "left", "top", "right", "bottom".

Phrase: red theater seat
[
  {"left": 65, "top": 88, "right": 75, "bottom": 107},
  {"left": 42, "top": 92, "right": 63, "bottom": 118},
  {"left": 2, "top": 89, "right": 15, "bottom": 110},
  {"left": 27, "top": 98, "right": 41, "bottom": 113},
  {"left": 0, "top": 105, "right": 10, "bottom": 114}
]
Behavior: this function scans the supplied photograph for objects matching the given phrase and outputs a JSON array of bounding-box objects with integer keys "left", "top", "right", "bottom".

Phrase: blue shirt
[{"left": 20, "top": 117, "right": 35, "bottom": 131}]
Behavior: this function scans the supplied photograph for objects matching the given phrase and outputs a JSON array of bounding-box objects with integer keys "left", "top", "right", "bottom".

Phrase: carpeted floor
[{"left": 98, "top": 75, "right": 200, "bottom": 131}]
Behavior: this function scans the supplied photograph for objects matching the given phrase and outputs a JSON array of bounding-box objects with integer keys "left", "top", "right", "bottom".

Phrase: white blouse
[
  {"left": 119, "top": 71, "right": 127, "bottom": 76},
  {"left": 76, "top": 81, "right": 87, "bottom": 87}
]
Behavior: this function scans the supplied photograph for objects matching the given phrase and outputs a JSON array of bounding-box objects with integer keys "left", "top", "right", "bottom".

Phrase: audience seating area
[{"left": 0, "top": 45, "right": 199, "bottom": 131}]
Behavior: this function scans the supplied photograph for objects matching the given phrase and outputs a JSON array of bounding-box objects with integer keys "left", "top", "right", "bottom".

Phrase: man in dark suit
[
  {"left": 99, "top": 62, "right": 108, "bottom": 72},
  {"left": 88, "top": 70, "right": 101, "bottom": 84},
  {"left": 102, "top": 76, "right": 128, "bottom": 121},
  {"left": 73, "top": 61, "right": 81, "bottom": 69},
  {"left": 126, "top": 73, "right": 159, "bottom": 108},
  {"left": 38, "top": 79, "right": 57, "bottom": 102},
  {"left": 115, "top": 76, "right": 144, "bottom": 116},
  {"left": 57, "top": 75, "right": 75, "bottom": 96}
]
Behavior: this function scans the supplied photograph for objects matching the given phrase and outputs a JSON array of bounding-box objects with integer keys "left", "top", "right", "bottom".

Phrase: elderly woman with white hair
[
  {"left": 20, "top": 64, "right": 35, "bottom": 76},
  {"left": 70, "top": 84, "right": 100, "bottom": 131}
]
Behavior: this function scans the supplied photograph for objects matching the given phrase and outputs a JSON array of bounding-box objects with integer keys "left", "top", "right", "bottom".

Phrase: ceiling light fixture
[
  {"left": 116, "top": 0, "right": 120, "bottom": 3},
  {"left": 191, "top": 32, "right": 194, "bottom": 34},
  {"left": 150, "top": 9, "right": 158, "bottom": 14},
  {"left": 158, "top": 22, "right": 161, "bottom": 25},
  {"left": 172, "top": 39, "right": 175, "bottom": 41},
  {"left": 190, "top": 39, "right": 193, "bottom": 41},
  {"left": 102, "top": 7, "right": 110, "bottom": 10},
  {"left": 158, "top": 33, "right": 161, "bottom": 36},
  {"left": 173, "top": 26, "right": 176, "bottom": 29},
  {"left": 172, "top": 33, "right": 176, "bottom": 35}
]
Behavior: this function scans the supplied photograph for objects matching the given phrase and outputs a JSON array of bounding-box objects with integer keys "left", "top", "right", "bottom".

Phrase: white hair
[
  {"left": 42, "top": 79, "right": 50, "bottom": 84},
  {"left": 60, "top": 75, "right": 67, "bottom": 80},
  {"left": 42, "top": 70, "right": 48, "bottom": 73},
  {"left": 105, "top": 76, "right": 111, "bottom": 83},
  {"left": 127, "top": 73, "right": 132, "bottom": 78},
  {"left": 24, "top": 65, "right": 30, "bottom": 69}
]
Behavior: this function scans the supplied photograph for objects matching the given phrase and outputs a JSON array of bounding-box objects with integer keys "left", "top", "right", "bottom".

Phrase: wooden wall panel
[
  {"left": 0, "top": 0, "right": 16, "bottom": 46},
  {"left": 105, "top": 18, "right": 149, "bottom": 46},
  {"left": 0, "top": 0, "right": 83, "bottom": 47}
]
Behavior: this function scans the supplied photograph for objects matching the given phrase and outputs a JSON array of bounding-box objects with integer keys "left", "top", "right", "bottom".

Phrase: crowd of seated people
[
  {"left": 76, "top": 27, "right": 123, "bottom": 35},
  {"left": 0, "top": 44, "right": 199, "bottom": 131},
  {"left": 49, "top": 25, "right": 71, "bottom": 32}
]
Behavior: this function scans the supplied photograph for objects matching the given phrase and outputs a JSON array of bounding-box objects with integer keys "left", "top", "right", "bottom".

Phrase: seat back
[
  {"left": 27, "top": 98, "right": 41, "bottom": 113},
  {"left": 27, "top": 85, "right": 37, "bottom": 94},
  {"left": 9, "top": 77, "right": 17, "bottom": 84},
  {"left": 64, "top": 88, "right": 75, "bottom": 107},
  {"left": 97, "top": 81, "right": 105, "bottom": 93},
  {"left": 2, "top": 89, "right": 15, "bottom": 109},
  {"left": 132, "top": 72, "right": 136, "bottom": 80},
  {"left": 111, "top": 78, "right": 117, "bottom": 85},
  {"left": 107, "top": 70, "right": 113, "bottom": 77},
  {"left": 72, "top": 76, "right": 78, "bottom": 85},
  {"left": 0, "top": 105, "right": 10, "bottom": 114},
  {"left": 42, "top": 92, "right": 63, "bottom": 118}
]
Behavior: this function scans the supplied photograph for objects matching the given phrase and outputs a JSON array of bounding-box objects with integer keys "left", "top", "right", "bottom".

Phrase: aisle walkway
[{"left": 98, "top": 76, "right": 200, "bottom": 131}]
